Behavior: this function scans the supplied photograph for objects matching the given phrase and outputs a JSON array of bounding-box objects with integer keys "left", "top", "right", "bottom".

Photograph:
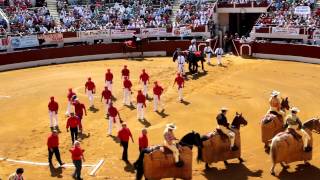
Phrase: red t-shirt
[
  {"left": 137, "top": 94, "right": 146, "bottom": 104},
  {"left": 108, "top": 106, "right": 118, "bottom": 118},
  {"left": 175, "top": 76, "right": 184, "bottom": 88},
  {"left": 66, "top": 116, "right": 80, "bottom": 129},
  {"left": 118, "top": 127, "right": 132, "bottom": 142},
  {"left": 73, "top": 103, "right": 86, "bottom": 116},
  {"left": 105, "top": 72, "right": 113, "bottom": 81},
  {"left": 47, "top": 134, "right": 59, "bottom": 148},
  {"left": 85, "top": 81, "right": 95, "bottom": 91},
  {"left": 67, "top": 92, "right": 76, "bottom": 101},
  {"left": 140, "top": 73, "right": 149, "bottom": 84},
  {"left": 123, "top": 79, "right": 132, "bottom": 90},
  {"left": 153, "top": 85, "right": 163, "bottom": 96},
  {"left": 139, "top": 134, "right": 148, "bottom": 150},
  {"left": 69, "top": 146, "right": 84, "bottom": 160},
  {"left": 102, "top": 89, "right": 112, "bottom": 100},
  {"left": 48, "top": 101, "right": 58, "bottom": 112},
  {"left": 122, "top": 68, "right": 130, "bottom": 77}
]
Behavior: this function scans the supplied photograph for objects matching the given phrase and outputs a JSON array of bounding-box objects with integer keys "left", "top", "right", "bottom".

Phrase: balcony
[{"left": 217, "top": 1, "right": 270, "bottom": 13}]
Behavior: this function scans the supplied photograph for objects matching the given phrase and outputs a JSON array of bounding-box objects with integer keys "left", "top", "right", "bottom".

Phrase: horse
[
  {"left": 197, "top": 112, "right": 248, "bottom": 169},
  {"left": 185, "top": 50, "right": 206, "bottom": 74},
  {"left": 134, "top": 131, "right": 202, "bottom": 180},
  {"left": 261, "top": 97, "right": 290, "bottom": 150},
  {"left": 270, "top": 118, "right": 320, "bottom": 176}
]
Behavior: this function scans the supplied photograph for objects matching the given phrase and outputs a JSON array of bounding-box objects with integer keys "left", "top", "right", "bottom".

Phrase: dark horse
[
  {"left": 123, "top": 36, "right": 148, "bottom": 58},
  {"left": 173, "top": 50, "right": 205, "bottom": 75},
  {"left": 134, "top": 131, "right": 202, "bottom": 180},
  {"left": 197, "top": 112, "right": 248, "bottom": 168}
]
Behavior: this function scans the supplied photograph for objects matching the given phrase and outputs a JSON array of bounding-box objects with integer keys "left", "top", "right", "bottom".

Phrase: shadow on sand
[
  {"left": 156, "top": 109, "right": 169, "bottom": 118},
  {"left": 49, "top": 164, "right": 63, "bottom": 178},
  {"left": 277, "top": 164, "right": 320, "bottom": 180},
  {"left": 138, "top": 118, "right": 151, "bottom": 128}
]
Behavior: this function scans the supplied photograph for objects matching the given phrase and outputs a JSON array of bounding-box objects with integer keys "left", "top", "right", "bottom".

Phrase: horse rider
[
  {"left": 163, "top": 123, "right": 183, "bottom": 167},
  {"left": 216, "top": 107, "right": 238, "bottom": 151},
  {"left": 269, "top": 90, "right": 285, "bottom": 118},
  {"left": 176, "top": 49, "right": 186, "bottom": 75},
  {"left": 204, "top": 39, "right": 214, "bottom": 64},
  {"left": 284, "top": 107, "right": 312, "bottom": 152},
  {"left": 188, "top": 39, "right": 197, "bottom": 53}
]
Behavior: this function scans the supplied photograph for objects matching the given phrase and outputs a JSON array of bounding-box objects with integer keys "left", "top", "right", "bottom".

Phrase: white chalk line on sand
[{"left": 0, "top": 157, "right": 104, "bottom": 176}]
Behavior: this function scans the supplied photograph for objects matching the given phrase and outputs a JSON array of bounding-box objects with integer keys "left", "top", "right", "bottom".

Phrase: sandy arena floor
[{"left": 1, "top": 55, "right": 320, "bottom": 180}]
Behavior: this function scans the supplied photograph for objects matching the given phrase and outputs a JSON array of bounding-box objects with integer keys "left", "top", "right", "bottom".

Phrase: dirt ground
[{"left": 1, "top": 55, "right": 320, "bottom": 180}]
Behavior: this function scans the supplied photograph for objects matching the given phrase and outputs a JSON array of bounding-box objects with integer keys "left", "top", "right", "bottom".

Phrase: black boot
[
  {"left": 231, "top": 146, "right": 239, "bottom": 151},
  {"left": 304, "top": 146, "right": 312, "bottom": 152}
]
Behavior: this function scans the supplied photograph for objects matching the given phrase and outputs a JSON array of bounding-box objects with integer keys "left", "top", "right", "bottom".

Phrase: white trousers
[
  {"left": 105, "top": 80, "right": 112, "bottom": 92},
  {"left": 65, "top": 101, "right": 72, "bottom": 115},
  {"left": 137, "top": 103, "right": 145, "bottom": 120},
  {"left": 153, "top": 95, "right": 162, "bottom": 111},
  {"left": 206, "top": 53, "right": 211, "bottom": 64},
  {"left": 178, "top": 87, "right": 183, "bottom": 101},
  {"left": 217, "top": 55, "right": 222, "bottom": 65},
  {"left": 218, "top": 125, "right": 235, "bottom": 148},
  {"left": 123, "top": 88, "right": 131, "bottom": 105},
  {"left": 289, "top": 125, "right": 311, "bottom": 148},
  {"left": 177, "top": 64, "right": 184, "bottom": 74},
  {"left": 87, "top": 90, "right": 94, "bottom": 107},
  {"left": 142, "top": 84, "right": 148, "bottom": 96},
  {"left": 49, "top": 111, "right": 58, "bottom": 127},
  {"left": 164, "top": 141, "right": 179, "bottom": 163},
  {"left": 108, "top": 116, "right": 120, "bottom": 135},
  {"left": 104, "top": 99, "right": 111, "bottom": 115}
]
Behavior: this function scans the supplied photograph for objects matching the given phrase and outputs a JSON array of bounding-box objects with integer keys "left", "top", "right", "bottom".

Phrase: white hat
[
  {"left": 74, "top": 140, "right": 80, "bottom": 146},
  {"left": 221, "top": 107, "right": 228, "bottom": 111},
  {"left": 271, "top": 90, "right": 280, "bottom": 97},
  {"left": 191, "top": 39, "right": 196, "bottom": 43},
  {"left": 166, "top": 123, "right": 176, "bottom": 130},
  {"left": 290, "top": 107, "right": 300, "bottom": 113},
  {"left": 205, "top": 39, "right": 211, "bottom": 42}
]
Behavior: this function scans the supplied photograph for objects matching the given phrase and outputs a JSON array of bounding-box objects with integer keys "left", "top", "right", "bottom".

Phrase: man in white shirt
[
  {"left": 176, "top": 49, "right": 186, "bottom": 75},
  {"left": 204, "top": 40, "right": 214, "bottom": 64},
  {"left": 214, "top": 47, "right": 224, "bottom": 66}
]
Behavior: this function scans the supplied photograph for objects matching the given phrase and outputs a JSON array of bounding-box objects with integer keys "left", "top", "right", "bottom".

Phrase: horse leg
[
  {"left": 205, "top": 163, "right": 210, "bottom": 169},
  {"left": 264, "top": 143, "right": 270, "bottom": 154},
  {"left": 304, "top": 160, "right": 311, "bottom": 166},
  {"left": 238, "top": 157, "right": 244, "bottom": 163},
  {"left": 280, "top": 162, "right": 289, "bottom": 169},
  {"left": 223, "top": 160, "right": 229, "bottom": 166},
  {"left": 270, "top": 163, "right": 276, "bottom": 176}
]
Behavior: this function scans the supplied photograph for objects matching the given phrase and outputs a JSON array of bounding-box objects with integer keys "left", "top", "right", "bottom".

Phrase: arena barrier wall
[{"left": 0, "top": 40, "right": 215, "bottom": 71}]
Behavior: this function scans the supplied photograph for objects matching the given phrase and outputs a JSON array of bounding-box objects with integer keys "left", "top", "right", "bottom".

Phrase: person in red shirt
[
  {"left": 85, "top": 77, "right": 96, "bottom": 108},
  {"left": 118, "top": 122, "right": 134, "bottom": 162},
  {"left": 48, "top": 96, "right": 59, "bottom": 131},
  {"left": 66, "top": 112, "right": 80, "bottom": 144},
  {"left": 123, "top": 76, "right": 132, "bottom": 106},
  {"left": 70, "top": 141, "right": 85, "bottom": 180},
  {"left": 139, "top": 69, "right": 150, "bottom": 97},
  {"left": 173, "top": 73, "right": 185, "bottom": 102},
  {"left": 66, "top": 88, "right": 76, "bottom": 116},
  {"left": 136, "top": 90, "right": 146, "bottom": 120},
  {"left": 153, "top": 81, "right": 164, "bottom": 112},
  {"left": 73, "top": 100, "right": 87, "bottom": 133},
  {"left": 138, "top": 128, "right": 148, "bottom": 151},
  {"left": 108, "top": 102, "right": 121, "bottom": 135},
  {"left": 47, "top": 130, "right": 64, "bottom": 166},
  {"left": 101, "top": 86, "right": 112, "bottom": 118},
  {"left": 121, "top": 65, "right": 130, "bottom": 80},
  {"left": 105, "top": 69, "right": 113, "bottom": 92}
]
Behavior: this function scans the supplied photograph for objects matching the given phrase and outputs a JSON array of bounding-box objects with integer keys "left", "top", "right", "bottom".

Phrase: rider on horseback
[
  {"left": 269, "top": 90, "right": 285, "bottom": 118},
  {"left": 284, "top": 107, "right": 312, "bottom": 152},
  {"left": 188, "top": 39, "right": 197, "bottom": 52},
  {"left": 164, "top": 123, "right": 183, "bottom": 167},
  {"left": 216, "top": 107, "right": 238, "bottom": 151}
]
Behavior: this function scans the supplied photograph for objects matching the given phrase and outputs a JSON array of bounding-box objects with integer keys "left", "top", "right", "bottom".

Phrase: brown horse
[
  {"left": 261, "top": 97, "right": 290, "bottom": 149},
  {"left": 270, "top": 118, "right": 320, "bottom": 176},
  {"left": 198, "top": 112, "right": 248, "bottom": 169}
]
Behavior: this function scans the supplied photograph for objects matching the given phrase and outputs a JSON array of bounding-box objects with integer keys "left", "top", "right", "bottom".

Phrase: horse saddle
[
  {"left": 286, "top": 128, "right": 302, "bottom": 141},
  {"left": 269, "top": 111, "right": 283, "bottom": 120},
  {"left": 194, "top": 51, "right": 202, "bottom": 57},
  {"left": 262, "top": 113, "right": 277, "bottom": 124},
  {"left": 215, "top": 129, "right": 229, "bottom": 142}
]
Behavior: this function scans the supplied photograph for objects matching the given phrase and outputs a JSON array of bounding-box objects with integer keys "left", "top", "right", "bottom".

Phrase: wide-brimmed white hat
[
  {"left": 191, "top": 39, "right": 196, "bottom": 43},
  {"left": 221, "top": 107, "right": 228, "bottom": 111},
  {"left": 271, "top": 90, "right": 280, "bottom": 97},
  {"left": 290, "top": 107, "right": 300, "bottom": 113},
  {"left": 166, "top": 123, "right": 176, "bottom": 130}
]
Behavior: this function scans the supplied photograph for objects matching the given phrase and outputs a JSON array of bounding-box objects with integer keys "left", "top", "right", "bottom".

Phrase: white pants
[
  {"left": 206, "top": 53, "right": 211, "bottom": 64},
  {"left": 153, "top": 95, "right": 162, "bottom": 111},
  {"left": 49, "top": 111, "right": 58, "bottom": 127},
  {"left": 289, "top": 125, "right": 311, "bottom": 148},
  {"left": 105, "top": 80, "right": 112, "bottom": 92},
  {"left": 164, "top": 141, "right": 179, "bottom": 163},
  {"left": 218, "top": 125, "right": 235, "bottom": 148},
  {"left": 177, "top": 64, "right": 184, "bottom": 74},
  {"left": 65, "top": 101, "right": 72, "bottom": 115},
  {"left": 217, "top": 55, "right": 222, "bottom": 65},
  {"left": 137, "top": 103, "right": 145, "bottom": 119},
  {"left": 104, "top": 99, "right": 111, "bottom": 115},
  {"left": 142, "top": 84, "right": 148, "bottom": 96},
  {"left": 108, "top": 116, "right": 120, "bottom": 135},
  {"left": 123, "top": 88, "right": 131, "bottom": 105},
  {"left": 87, "top": 90, "right": 94, "bottom": 107},
  {"left": 178, "top": 87, "right": 183, "bottom": 101}
]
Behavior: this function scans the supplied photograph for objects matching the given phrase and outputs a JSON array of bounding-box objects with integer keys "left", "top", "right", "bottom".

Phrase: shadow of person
[
  {"left": 277, "top": 164, "right": 320, "bottom": 180},
  {"left": 125, "top": 104, "right": 136, "bottom": 110},
  {"left": 49, "top": 164, "right": 63, "bottom": 178},
  {"left": 181, "top": 99, "right": 190, "bottom": 106},
  {"left": 124, "top": 161, "right": 135, "bottom": 173},
  {"left": 192, "top": 71, "right": 208, "bottom": 80},
  {"left": 156, "top": 109, "right": 169, "bottom": 118},
  {"left": 78, "top": 132, "right": 90, "bottom": 141},
  {"left": 89, "top": 106, "right": 99, "bottom": 113},
  {"left": 111, "top": 95, "right": 117, "bottom": 101},
  {"left": 109, "top": 135, "right": 120, "bottom": 144},
  {"left": 138, "top": 118, "right": 151, "bottom": 127},
  {"left": 203, "top": 162, "right": 263, "bottom": 180},
  {"left": 219, "top": 64, "right": 228, "bottom": 68}
]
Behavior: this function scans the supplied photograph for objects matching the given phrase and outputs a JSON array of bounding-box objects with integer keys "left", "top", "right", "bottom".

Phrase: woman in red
[{"left": 69, "top": 141, "right": 85, "bottom": 180}]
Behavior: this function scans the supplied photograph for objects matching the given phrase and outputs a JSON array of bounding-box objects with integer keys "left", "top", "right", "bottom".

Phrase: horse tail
[{"left": 270, "top": 137, "right": 279, "bottom": 164}]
